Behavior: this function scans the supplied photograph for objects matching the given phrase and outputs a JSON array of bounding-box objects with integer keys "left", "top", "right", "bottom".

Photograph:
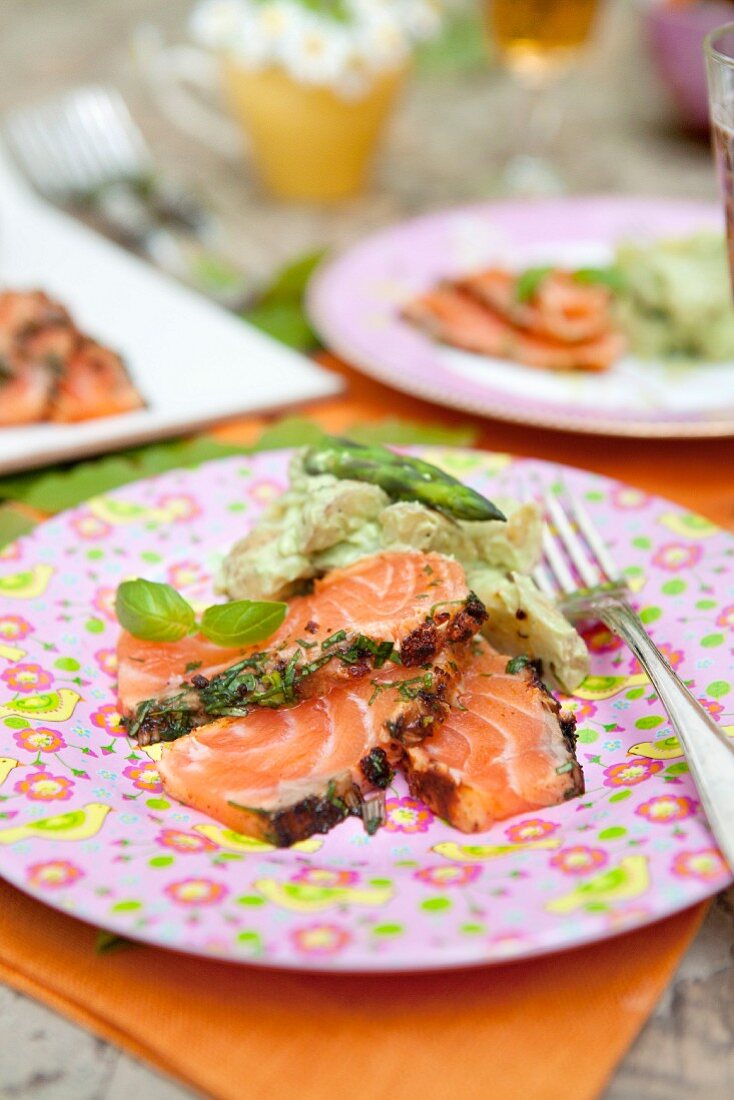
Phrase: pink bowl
[{"left": 645, "top": 1, "right": 734, "bottom": 134}]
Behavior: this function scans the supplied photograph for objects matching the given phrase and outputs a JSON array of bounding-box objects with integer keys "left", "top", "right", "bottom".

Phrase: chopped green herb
[
  {"left": 505, "top": 655, "right": 534, "bottom": 676},
  {"left": 321, "top": 629, "right": 347, "bottom": 649},
  {"left": 360, "top": 748, "right": 395, "bottom": 790}
]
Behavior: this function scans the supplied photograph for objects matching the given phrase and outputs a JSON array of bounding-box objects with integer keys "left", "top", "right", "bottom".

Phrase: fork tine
[
  {"left": 4, "top": 85, "right": 152, "bottom": 200},
  {"left": 544, "top": 490, "right": 600, "bottom": 589},
  {"left": 532, "top": 559, "right": 557, "bottom": 598},
  {"left": 540, "top": 522, "right": 577, "bottom": 594},
  {"left": 565, "top": 494, "right": 622, "bottom": 583}
]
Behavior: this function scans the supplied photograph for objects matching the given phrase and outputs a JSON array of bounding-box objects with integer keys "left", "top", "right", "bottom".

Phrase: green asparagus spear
[{"left": 302, "top": 437, "right": 506, "bottom": 523}]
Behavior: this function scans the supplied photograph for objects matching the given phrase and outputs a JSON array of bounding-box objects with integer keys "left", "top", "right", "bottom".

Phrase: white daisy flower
[
  {"left": 189, "top": 0, "right": 444, "bottom": 97},
  {"left": 190, "top": 0, "right": 247, "bottom": 50},
  {"left": 281, "top": 12, "right": 356, "bottom": 87},
  {"left": 400, "top": 0, "right": 443, "bottom": 41},
  {"left": 354, "top": 8, "right": 410, "bottom": 73}
]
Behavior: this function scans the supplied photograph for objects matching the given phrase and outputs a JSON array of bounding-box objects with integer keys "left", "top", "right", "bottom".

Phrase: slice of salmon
[
  {"left": 117, "top": 631, "right": 249, "bottom": 715},
  {"left": 123, "top": 551, "right": 487, "bottom": 745},
  {"left": 266, "top": 550, "right": 485, "bottom": 666},
  {"left": 48, "top": 338, "right": 145, "bottom": 422},
  {"left": 0, "top": 290, "right": 71, "bottom": 356},
  {"left": 0, "top": 356, "right": 55, "bottom": 426},
  {"left": 0, "top": 291, "right": 72, "bottom": 424},
  {"left": 0, "top": 289, "right": 145, "bottom": 423},
  {"left": 456, "top": 269, "right": 613, "bottom": 344},
  {"left": 403, "top": 287, "right": 624, "bottom": 372},
  {"left": 402, "top": 640, "right": 583, "bottom": 832},
  {"left": 158, "top": 653, "right": 460, "bottom": 845}
]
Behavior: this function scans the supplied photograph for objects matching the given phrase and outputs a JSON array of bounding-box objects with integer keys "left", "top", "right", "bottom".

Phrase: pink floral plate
[
  {"left": 0, "top": 448, "right": 731, "bottom": 972},
  {"left": 308, "top": 196, "right": 734, "bottom": 438}
]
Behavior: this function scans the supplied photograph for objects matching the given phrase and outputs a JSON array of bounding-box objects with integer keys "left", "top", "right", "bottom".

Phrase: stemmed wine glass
[{"left": 487, "top": 0, "right": 601, "bottom": 195}]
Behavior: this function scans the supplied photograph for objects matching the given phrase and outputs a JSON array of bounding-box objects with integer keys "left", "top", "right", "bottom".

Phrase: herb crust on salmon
[{"left": 121, "top": 552, "right": 487, "bottom": 745}]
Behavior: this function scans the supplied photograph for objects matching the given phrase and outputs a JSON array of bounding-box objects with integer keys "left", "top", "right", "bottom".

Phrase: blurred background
[{"left": 0, "top": 1, "right": 725, "bottom": 303}]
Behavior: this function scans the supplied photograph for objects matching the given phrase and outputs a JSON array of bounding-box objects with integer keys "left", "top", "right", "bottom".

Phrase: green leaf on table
[
  {"left": 248, "top": 416, "right": 328, "bottom": 452},
  {"left": 0, "top": 505, "right": 37, "bottom": 549},
  {"left": 95, "top": 930, "right": 133, "bottom": 955},
  {"left": 199, "top": 600, "right": 288, "bottom": 647},
  {"left": 0, "top": 437, "right": 247, "bottom": 514},
  {"left": 258, "top": 248, "right": 327, "bottom": 306},
  {"left": 348, "top": 418, "right": 478, "bottom": 447},
  {"left": 244, "top": 300, "right": 320, "bottom": 351},
  {"left": 115, "top": 579, "right": 196, "bottom": 643},
  {"left": 242, "top": 247, "right": 326, "bottom": 350},
  {"left": 0, "top": 415, "right": 480, "bottom": 517}
]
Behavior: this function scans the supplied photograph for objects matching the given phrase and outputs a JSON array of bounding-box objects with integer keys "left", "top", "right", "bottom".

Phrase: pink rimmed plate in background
[{"left": 308, "top": 197, "right": 734, "bottom": 438}]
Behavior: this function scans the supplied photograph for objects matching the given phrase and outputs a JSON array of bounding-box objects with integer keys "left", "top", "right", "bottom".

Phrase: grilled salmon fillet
[
  {"left": 456, "top": 268, "right": 614, "bottom": 344},
  {"left": 402, "top": 640, "right": 583, "bottom": 832},
  {"left": 0, "top": 358, "right": 55, "bottom": 426},
  {"left": 403, "top": 286, "right": 624, "bottom": 372},
  {"left": 0, "top": 289, "right": 144, "bottom": 424},
  {"left": 121, "top": 551, "right": 487, "bottom": 745},
  {"left": 49, "top": 337, "right": 144, "bottom": 422},
  {"left": 158, "top": 653, "right": 462, "bottom": 845}
]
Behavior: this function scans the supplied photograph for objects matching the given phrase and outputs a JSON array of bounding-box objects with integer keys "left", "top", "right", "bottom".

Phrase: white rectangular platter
[{"left": 0, "top": 147, "right": 342, "bottom": 473}]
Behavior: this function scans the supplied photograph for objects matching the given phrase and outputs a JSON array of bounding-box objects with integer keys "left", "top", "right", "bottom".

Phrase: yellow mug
[{"left": 144, "top": 42, "right": 406, "bottom": 202}]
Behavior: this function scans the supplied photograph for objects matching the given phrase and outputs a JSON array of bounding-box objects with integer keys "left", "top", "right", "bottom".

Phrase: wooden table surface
[{"left": 0, "top": 1, "right": 733, "bottom": 1097}]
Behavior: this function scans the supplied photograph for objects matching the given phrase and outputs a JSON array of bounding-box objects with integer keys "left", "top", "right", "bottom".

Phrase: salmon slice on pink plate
[
  {"left": 402, "top": 639, "right": 583, "bottom": 832},
  {"left": 158, "top": 652, "right": 461, "bottom": 845},
  {"left": 117, "top": 632, "right": 249, "bottom": 715},
  {"left": 455, "top": 268, "right": 614, "bottom": 344},
  {"left": 403, "top": 286, "right": 624, "bottom": 372}
]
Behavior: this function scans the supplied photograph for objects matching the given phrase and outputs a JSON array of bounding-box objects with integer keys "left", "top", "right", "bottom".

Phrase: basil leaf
[
  {"left": 199, "top": 600, "right": 288, "bottom": 647},
  {"left": 572, "top": 266, "right": 627, "bottom": 293},
  {"left": 515, "top": 266, "right": 554, "bottom": 303},
  {"left": 115, "top": 580, "right": 196, "bottom": 642}
]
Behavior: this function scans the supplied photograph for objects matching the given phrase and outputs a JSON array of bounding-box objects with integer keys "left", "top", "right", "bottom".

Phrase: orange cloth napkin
[
  {"left": 2, "top": 353, "right": 733, "bottom": 1099},
  {"left": 0, "top": 882, "right": 705, "bottom": 1100}
]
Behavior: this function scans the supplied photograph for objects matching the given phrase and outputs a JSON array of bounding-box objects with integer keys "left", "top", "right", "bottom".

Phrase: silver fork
[
  {"left": 535, "top": 483, "right": 734, "bottom": 871},
  {"left": 3, "top": 85, "right": 252, "bottom": 309}
]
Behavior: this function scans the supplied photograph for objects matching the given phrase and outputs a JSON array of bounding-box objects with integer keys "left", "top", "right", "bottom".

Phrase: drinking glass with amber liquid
[
  {"left": 706, "top": 23, "right": 734, "bottom": 289},
  {"left": 487, "top": 0, "right": 601, "bottom": 193}
]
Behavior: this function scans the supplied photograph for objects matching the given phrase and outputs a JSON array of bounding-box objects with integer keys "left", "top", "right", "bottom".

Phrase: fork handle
[{"left": 600, "top": 601, "right": 734, "bottom": 871}]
